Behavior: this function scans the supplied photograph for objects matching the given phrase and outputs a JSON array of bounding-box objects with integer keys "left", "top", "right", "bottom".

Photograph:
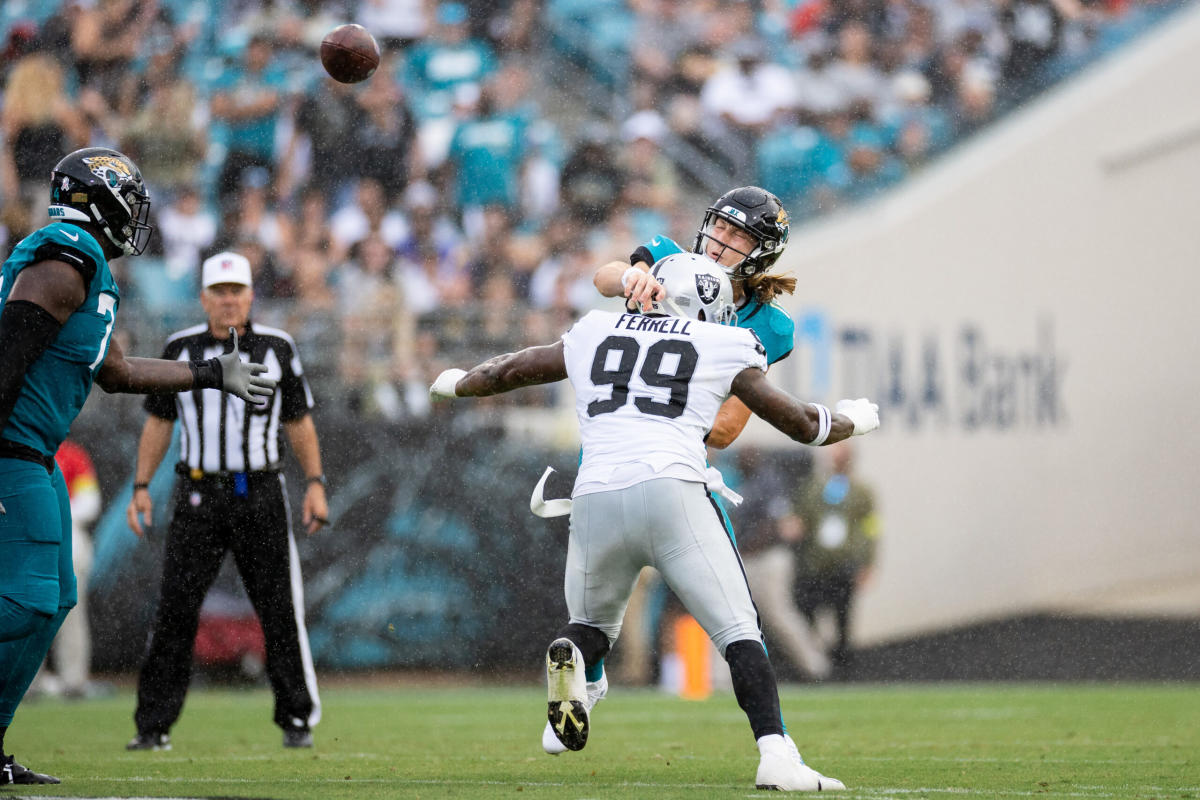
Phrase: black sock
[
  {"left": 554, "top": 622, "right": 610, "bottom": 671},
  {"left": 725, "top": 640, "right": 784, "bottom": 740}
]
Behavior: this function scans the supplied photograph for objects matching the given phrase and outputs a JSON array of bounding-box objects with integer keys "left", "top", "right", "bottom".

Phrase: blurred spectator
[
  {"left": 954, "top": 61, "right": 999, "bottom": 137},
  {"left": 0, "top": 53, "right": 87, "bottom": 210},
  {"left": 395, "top": 183, "right": 471, "bottom": 313},
  {"left": 559, "top": 126, "right": 626, "bottom": 229},
  {"left": 157, "top": 186, "right": 218, "bottom": 283},
  {"left": 618, "top": 111, "right": 679, "bottom": 241},
  {"left": 210, "top": 33, "right": 289, "bottom": 196},
  {"left": 287, "top": 184, "right": 336, "bottom": 258},
  {"left": 793, "top": 440, "right": 880, "bottom": 674},
  {"left": 445, "top": 82, "right": 529, "bottom": 234},
  {"left": 880, "top": 68, "right": 953, "bottom": 169},
  {"left": 338, "top": 234, "right": 421, "bottom": 420},
  {"left": 71, "top": 0, "right": 161, "bottom": 107},
  {"left": 329, "top": 177, "right": 410, "bottom": 264},
  {"left": 359, "top": 0, "right": 431, "bottom": 50},
  {"left": 353, "top": 66, "right": 418, "bottom": 198},
  {"left": 117, "top": 48, "right": 207, "bottom": 201},
  {"left": 700, "top": 39, "right": 799, "bottom": 140},
  {"left": 228, "top": 167, "right": 288, "bottom": 257},
  {"left": 732, "top": 447, "right": 832, "bottom": 681},
  {"left": 999, "top": 0, "right": 1075, "bottom": 88},
  {"left": 403, "top": 2, "right": 497, "bottom": 112},
  {"left": 824, "top": 21, "right": 889, "bottom": 112},
  {"left": 288, "top": 76, "right": 373, "bottom": 200}
]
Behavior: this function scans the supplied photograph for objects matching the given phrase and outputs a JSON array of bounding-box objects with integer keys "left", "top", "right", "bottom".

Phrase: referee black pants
[{"left": 134, "top": 473, "right": 319, "bottom": 735}]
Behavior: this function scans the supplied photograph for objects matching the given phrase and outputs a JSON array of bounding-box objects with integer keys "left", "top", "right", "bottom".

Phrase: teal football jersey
[
  {"left": 0, "top": 223, "right": 119, "bottom": 456},
  {"left": 635, "top": 235, "right": 795, "bottom": 365}
]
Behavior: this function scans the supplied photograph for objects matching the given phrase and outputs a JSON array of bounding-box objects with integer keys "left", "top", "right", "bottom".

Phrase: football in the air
[{"left": 320, "top": 24, "right": 380, "bottom": 84}]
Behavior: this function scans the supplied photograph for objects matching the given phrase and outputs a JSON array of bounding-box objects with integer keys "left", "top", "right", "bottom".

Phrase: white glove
[
  {"left": 836, "top": 397, "right": 880, "bottom": 436},
  {"left": 704, "top": 465, "right": 744, "bottom": 507},
  {"left": 430, "top": 368, "right": 467, "bottom": 401}
]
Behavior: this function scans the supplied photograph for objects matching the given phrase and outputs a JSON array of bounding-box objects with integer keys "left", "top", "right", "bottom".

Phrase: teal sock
[
  {"left": 585, "top": 657, "right": 605, "bottom": 684},
  {"left": 0, "top": 606, "right": 69, "bottom": 726}
]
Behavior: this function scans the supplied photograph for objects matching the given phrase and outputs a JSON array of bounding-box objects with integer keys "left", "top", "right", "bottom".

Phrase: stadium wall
[{"left": 749, "top": 1, "right": 1200, "bottom": 644}]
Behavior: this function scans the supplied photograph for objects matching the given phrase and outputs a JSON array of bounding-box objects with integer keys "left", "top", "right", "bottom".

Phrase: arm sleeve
[
  {"left": 0, "top": 300, "right": 64, "bottom": 434},
  {"left": 143, "top": 341, "right": 183, "bottom": 420}
]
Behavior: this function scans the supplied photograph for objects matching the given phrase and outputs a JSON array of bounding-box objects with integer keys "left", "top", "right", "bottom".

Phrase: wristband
[
  {"left": 189, "top": 357, "right": 223, "bottom": 389},
  {"left": 306, "top": 474, "right": 326, "bottom": 487},
  {"left": 621, "top": 266, "right": 644, "bottom": 290},
  {"left": 133, "top": 482, "right": 150, "bottom": 491},
  {"left": 807, "top": 403, "right": 832, "bottom": 446}
]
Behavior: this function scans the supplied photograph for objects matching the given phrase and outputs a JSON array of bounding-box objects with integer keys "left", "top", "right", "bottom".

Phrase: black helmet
[
  {"left": 48, "top": 147, "right": 153, "bottom": 256},
  {"left": 692, "top": 186, "right": 789, "bottom": 280}
]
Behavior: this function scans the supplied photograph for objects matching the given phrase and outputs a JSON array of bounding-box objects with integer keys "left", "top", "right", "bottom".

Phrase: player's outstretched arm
[
  {"left": 97, "top": 328, "right": 277, "bottom": 404},
  {"left": 431, "top": 341, "right": 567, "bottom": 400},
  {"left": 706, "top": 395, "right": 754, "bottom": 449},
  {"left": 730, "top": 367, "right": 879, "bottom": 445}
]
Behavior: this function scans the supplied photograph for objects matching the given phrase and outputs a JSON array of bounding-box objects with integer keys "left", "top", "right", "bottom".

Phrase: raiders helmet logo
[{"left": 695, "top": 273, "right": 720, "bottom": 304}]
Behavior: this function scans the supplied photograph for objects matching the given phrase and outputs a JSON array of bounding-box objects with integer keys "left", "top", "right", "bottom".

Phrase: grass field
[{"left": 4, "top": 682, "right": 1197, "bottom": 799}]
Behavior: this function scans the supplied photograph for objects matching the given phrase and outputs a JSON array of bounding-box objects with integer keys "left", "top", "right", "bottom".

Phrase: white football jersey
[{"left": 561, "top": 310, "right": 768, "bottom": 497}]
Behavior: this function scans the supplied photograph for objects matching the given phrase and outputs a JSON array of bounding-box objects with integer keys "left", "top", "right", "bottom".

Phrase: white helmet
[{"left": 648, "top": 252, "right": 737, "bottom": 325}]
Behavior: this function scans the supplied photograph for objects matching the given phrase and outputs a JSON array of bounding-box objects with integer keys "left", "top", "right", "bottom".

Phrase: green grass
[{"left": 5, "top": 682, "right": 1198, "bottom": 798}]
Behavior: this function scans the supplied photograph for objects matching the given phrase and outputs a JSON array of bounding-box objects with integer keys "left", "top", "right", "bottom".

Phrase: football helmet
[
  {"left": 692, "top": 186, "right": 789, "bottom": 280},
  {"left": 648, "top": 252, "right": 737, "bottom": 325},
  {"left": 48, "top": 147, "right": 153, "bottom": 256}
]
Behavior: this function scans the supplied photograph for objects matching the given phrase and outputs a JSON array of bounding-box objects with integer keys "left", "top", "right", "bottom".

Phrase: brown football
[{"left": 320, "top": 24, "right": 380, "bottom": 84}]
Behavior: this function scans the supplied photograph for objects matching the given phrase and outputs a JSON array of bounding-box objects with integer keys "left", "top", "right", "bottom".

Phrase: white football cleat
[
  {"left": 755, "top": 734, "right": 846, "bottom": 791},
  {"left": 545, "top": 638, "right": 589, "bottom": 751},
  {"left": 543, "top": 671, "right": 608, "bottom": 754}
]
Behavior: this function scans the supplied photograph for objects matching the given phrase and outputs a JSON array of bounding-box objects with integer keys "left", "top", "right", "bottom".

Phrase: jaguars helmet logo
[
  {"left": 82, "top": 155, "right": 134, "bottom": 187},
  {"left": 695, "top": 273, "right": 721, "bottom": 304}
]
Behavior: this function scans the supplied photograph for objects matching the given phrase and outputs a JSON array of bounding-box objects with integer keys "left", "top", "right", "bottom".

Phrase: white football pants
[{"left": 566, "top": 478, "right": 762, "bottom": 656}]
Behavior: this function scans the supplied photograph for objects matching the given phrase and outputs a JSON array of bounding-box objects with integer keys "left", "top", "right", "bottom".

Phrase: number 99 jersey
[{"left": 562, "top": 309, "right": 767, "bottom": 498}]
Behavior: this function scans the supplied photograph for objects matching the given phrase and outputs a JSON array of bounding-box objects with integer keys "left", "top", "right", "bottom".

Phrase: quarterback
[
  {"left": 431, "top": 253, "right": 879, "bottom": 791},
  {"left": 0, "top": 148, "right": 275, "bottom": 785}
]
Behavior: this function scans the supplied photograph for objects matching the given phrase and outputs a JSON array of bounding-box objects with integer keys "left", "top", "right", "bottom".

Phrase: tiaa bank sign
[{"left": 782, "top": 308, "right": 1068, "bottom": 432}]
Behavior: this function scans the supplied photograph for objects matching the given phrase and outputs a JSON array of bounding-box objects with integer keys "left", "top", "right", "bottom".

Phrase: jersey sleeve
[
  {"left": 277, "top": 338, "right": 314, "bottom": 422},
  {"left": 630, "top": 236, "right": 685, "bottom": 267}
]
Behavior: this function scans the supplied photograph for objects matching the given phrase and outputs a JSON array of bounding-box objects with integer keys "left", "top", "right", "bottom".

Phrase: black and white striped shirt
[{"left": 144, "top": 321, "right": 314, "bottom": 473}]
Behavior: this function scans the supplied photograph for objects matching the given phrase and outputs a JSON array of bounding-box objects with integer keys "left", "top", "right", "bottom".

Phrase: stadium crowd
[{"left": 0, "top": 0, "right": 1168, "bottom": 419}]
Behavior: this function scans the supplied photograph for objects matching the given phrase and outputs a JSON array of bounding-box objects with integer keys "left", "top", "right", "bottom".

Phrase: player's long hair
[{"left": 743, "top": 271, "right": 797, "bottom": 303}]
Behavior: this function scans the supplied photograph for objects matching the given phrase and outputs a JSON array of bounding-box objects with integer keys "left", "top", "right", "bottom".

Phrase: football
[{"left": 319, "top": 24, "right": 380, "bottom": 84}]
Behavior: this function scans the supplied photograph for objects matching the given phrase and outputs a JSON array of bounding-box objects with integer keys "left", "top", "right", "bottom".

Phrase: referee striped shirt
[{"left": 144, "top": 321, "right": 314, "bottom": 473}]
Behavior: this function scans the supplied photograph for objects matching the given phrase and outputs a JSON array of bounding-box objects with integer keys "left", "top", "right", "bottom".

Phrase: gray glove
[
  {"left": 190, "top": 327, "right": 277, "bottom": 405},
  {"left": 220, "top": 327, "right": 276, "bottom": 404}
]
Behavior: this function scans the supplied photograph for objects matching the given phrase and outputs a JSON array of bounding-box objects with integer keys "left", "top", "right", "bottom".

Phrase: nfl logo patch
[{"left": 695, "top": 273, "right": 720, "bottom": 304}]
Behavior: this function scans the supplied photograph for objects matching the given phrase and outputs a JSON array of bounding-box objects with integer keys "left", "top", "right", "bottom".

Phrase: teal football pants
[{"left": 0, "top": 458, "right": 74, "bottom": 726}]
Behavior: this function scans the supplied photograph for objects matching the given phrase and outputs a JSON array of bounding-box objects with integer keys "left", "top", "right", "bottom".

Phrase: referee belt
[{"left": 175, "top": 463, "right": 281, "bottom": 482}]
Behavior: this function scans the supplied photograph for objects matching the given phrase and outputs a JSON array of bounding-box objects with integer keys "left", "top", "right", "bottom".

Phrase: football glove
[
  {"left": 217, "top": 328, "right": 276, "bottom": 405},
  {"left": 430, "top": 368, "right": 467, "bottom": 401},
  {"left": 835, "top": 397, "right": 880, "bottom": 436}
]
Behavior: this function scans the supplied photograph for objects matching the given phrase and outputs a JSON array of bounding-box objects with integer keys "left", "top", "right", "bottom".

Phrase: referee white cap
[{"left": 201, "top": 251, "right": 252, "bottom": 289}]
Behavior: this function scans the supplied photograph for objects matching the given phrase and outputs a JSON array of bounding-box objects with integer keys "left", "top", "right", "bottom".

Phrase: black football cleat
[
  {"left": 126, "top": 732, "right": 171, "bottom": 751},
  {"left": 283, "top": 728, "right": 313, "bottom": 748},
  {"left": 1, "top": 754, "right": 61, "bottom": 784}
]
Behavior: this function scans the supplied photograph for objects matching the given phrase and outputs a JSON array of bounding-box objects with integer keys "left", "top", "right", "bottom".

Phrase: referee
[{"left": 124, "top": 252, "right": 327, "bottom": 750}]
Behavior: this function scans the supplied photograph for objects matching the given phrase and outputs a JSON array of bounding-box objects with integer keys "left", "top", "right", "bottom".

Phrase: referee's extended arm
[
  {"left": 283, "top": 415, "right": 328, "bottom": 535},
  {"left": 126, "top": 416, "right": 174, "bottom": 537}
]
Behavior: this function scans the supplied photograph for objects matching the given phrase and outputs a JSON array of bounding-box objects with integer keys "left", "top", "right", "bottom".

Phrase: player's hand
[
  {"left": 127, "top": 486, "right": 153, "bottom": 538},
  {"left": 430, "top": 368, "right": 467, "bottom": 401},
  {"left": 218, "top": 327, "right": 277, "bottom": 405},
  {"left": 622, "top": 266, "right": 664, "bottom": 313},
  {"left": 302, "top": 482, "right": 329, "bottom": 536},
  {"left": 836, "top": 397, "right": 880, "bottom": 436}
]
